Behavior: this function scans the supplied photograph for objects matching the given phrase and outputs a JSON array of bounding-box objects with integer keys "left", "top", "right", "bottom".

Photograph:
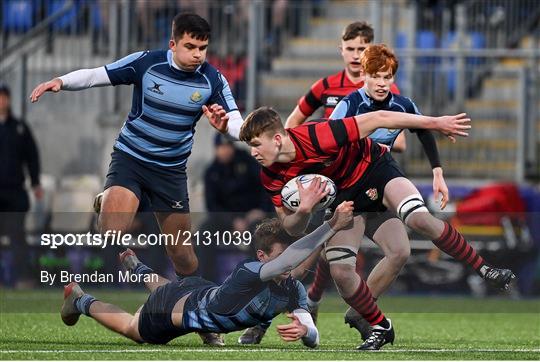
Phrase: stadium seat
[
  {"left": 467, "top": 31, "right": 486, "bottom": 65},
  {"left": 2, "top": 0, "right": 35, "bottom": 32},
  {"left": 394, "top": 32, "right": 409, "bottom": 88},
  {"left": 441, "top": 31, "right": 457, "bottom": 94},
  {"left": 45, "top": 0, "right": 80, "bottom": 31},
  {"left": 416, "top": 30, "right": 438, "bottom": 65}
]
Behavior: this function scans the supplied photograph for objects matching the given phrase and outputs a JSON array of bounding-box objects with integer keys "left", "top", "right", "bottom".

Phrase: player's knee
[
  {"left": 168, "top": 248, "right": 198, "bottom": 275},
  {"left": 386, "top": 244, "right": 410, "bottom": 269},
  {"left": 329, "top": 264, "right": 355, "bottom": 287},
  {"left": 98, "top": 215, "right": 131, "bottom": 234},
  {"left": 405, "top": 212, "right": 433, "bottom": 235},
  {"left": 397, "top": 194, "right": 430, "bottom": 231}
]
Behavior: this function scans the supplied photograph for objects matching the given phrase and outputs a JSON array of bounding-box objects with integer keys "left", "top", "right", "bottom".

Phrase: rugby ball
[{"left": 281, "top": 174, "right": 337, "bottom": 212}]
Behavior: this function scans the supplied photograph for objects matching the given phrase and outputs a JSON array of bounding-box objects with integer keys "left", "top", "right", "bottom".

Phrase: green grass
[{"left": 1, "top": 290, "right": 539, "bottom": 360}]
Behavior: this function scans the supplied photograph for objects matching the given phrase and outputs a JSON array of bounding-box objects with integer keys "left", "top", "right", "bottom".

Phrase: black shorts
[
  {"left": 363, "top": 210, "right": 399, "bottom": 240},
  {"left": 104, "top": 149, "right": 190, "bottom": 213},
  {"left": 331, "top": 152, "right": 405, "bottom": 214},
  {"left": 138, "top": 276, "right": 217, "bottom": 344}
]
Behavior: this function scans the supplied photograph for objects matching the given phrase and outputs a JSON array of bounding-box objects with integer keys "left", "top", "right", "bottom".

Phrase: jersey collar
[
  {"left": 359, "top": 87, "right": 394, "bottom": 109},
  {"left": 167, "top": 50, "right": 203, "bottom": 73}
]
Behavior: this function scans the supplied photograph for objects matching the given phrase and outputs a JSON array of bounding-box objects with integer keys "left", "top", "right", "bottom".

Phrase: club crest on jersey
[
  {"left": 190, "top": 91, "right": 203, "bottom": 103},
  {"left": 365, "top": 188, "right": 378, "bottom": 201},
  {"left": 147, "top": 81, "right": 164, "bottom": 95}
]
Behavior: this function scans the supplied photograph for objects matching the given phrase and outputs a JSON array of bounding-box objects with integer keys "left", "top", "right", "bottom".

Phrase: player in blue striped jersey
[
  {"left": 30, "top": 14, "right": 242, "bottom": 280},
  {"left": 60, "top": 199, "right": 355, "bottom": 346},
  {"left": 30, "top": 13, "right": 242, "bottom": 346}
]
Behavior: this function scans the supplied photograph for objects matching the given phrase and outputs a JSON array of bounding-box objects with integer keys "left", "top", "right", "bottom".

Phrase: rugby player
[
  {"left": 30, "top": 13, "right": 242, "bottom": 345},
  {"left": 239, "top": 107, "right": 515, "bottom": 350},
  {"left": 60, "top": 200, "right": 354, "bottom": 347},
  {"left": 306, "top": 43, "right": 456, "bottom": 340}
]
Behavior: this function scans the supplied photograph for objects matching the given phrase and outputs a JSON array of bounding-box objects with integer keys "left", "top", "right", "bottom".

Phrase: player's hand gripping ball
[{"left": 281, "top": 174, "right": 337, "bottom": 212}]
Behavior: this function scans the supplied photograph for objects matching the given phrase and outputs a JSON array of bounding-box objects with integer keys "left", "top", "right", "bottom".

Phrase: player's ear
[
  {"left": 273, "top": 133, "right": 282, "bottom": 146},
  {"left": 169, "top": 39, "right": 176, "bottom": 51},
  {"left": 256, "top": 249, "right": 265, "bottom": 261}
]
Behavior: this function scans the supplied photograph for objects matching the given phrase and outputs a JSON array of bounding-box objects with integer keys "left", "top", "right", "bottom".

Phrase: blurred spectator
[
  {"left": 204, "top": 133, "right": 271, "bottom": 227},
  {"left": 0, "top": 83, "right": 42, "bottom": 288},
  {"left": 198, "top": 133, "right": 272, "bottom": 281},
  {"left": 136, "top": 0, "right": 169, "bottom": 46}
]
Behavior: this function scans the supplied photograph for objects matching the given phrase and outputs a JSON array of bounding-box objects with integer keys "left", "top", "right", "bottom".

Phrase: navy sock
[
  {"left": 75, "top": 294, "right": 96, "bottom": 316},
  {"left": 133, "top": 263, "right": 153, "bottom": 276}
]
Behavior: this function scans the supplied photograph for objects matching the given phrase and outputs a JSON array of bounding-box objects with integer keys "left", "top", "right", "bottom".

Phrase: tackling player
[
  {"left": 60, "top": 200, "right": 354, "bottom": 347},
  {"left": 30, "top": 13, "right": 242, "bottom": 345},
  {"left": 239, "top": 107, "right": 515, "bottom": 350}
]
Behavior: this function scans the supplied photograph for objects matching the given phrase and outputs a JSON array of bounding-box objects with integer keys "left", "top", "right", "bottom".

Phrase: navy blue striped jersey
[
  {"left": 105, "top": 50, "right": 238, "bottom": 167},
  {"left": 182, "top": 260, "right": 308, "bottom": 333},
  {"left": 330, "top": 88, "right": 421, "bottom": 149}
]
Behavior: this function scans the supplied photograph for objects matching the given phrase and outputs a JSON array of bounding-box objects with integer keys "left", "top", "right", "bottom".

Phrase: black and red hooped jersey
[
  {"left": 261, "top": 117, "right": 387, "bottom": 207},
  {"left": 297, "top": 70, "right": 401, "bottom": 119}
]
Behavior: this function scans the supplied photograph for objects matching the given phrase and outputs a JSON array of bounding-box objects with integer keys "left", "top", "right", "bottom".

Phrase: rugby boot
[
  {"left": 61, "top": 282, "right": 85, "bottom": 326},
  {"left": 483, "top": 267, "right": 516, "bottom": 290},
  {"left": 238, "top": 325, "right": 267, "bottom": 344},
  {"left": 344, "top": 307, "right": 372, "bottom": 340},
  {"left": 199, "top": 332, "right": 225, "bottom": 346},
  {"left": 357, "top": 319, "right": 394, "bottom": 351}
]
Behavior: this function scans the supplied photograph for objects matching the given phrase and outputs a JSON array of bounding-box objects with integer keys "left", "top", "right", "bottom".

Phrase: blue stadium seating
[
  {"left": 2, "top": 0, "right": 35, "bottom": 32},
  {"left": 45, "top": 0, "right": 80, "bottom": 31}
]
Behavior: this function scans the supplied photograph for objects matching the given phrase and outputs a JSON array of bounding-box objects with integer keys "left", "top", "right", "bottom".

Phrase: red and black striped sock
[
  {"left": 307, "top": 258, "right": 331, "bottom": 302},
  {"left": 343, "top": 279, "right": 386, "bottom": 326},
  {"left": 433, "top": 222, "right": 489, "bottom": 276}
]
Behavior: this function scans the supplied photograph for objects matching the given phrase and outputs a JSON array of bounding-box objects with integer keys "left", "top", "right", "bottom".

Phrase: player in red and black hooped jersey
[
  {"left": 296, "top": 68, "right": 401, "bottom": 120},
  {"left": 260, "top": 117, "right": 386, "bottom": 210},
  {"left": 286, "top": 21, "right": 405, "bottom": 151},
  {"left": 239, "top": 107, "right": 515, "bottom": 350}
]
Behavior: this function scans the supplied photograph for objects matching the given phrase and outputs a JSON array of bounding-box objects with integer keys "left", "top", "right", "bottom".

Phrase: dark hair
[
  {"left": 0, "top": 82, "right": 10, "bottom": 97},
  {"left": 254, "top": 218, "right": 294, "bottom": 254},
  {"left": 172, "top": 13, "right": 211, "bottom": 41},
  {"left": 342, "top": 21, "right": 374, "bottom": 42},
  {"left": 239, "top": 107, "right": 285, "bottom": 142}
]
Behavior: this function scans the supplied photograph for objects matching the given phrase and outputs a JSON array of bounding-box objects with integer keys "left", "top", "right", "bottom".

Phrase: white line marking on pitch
[{"left": 0, "top": 348, "right": 539, "bottom": 354}]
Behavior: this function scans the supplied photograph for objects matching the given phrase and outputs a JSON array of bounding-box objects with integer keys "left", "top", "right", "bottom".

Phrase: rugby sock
[
  {"left": 343, "top": 279, "right": 385, "bottom": 326},
  {"left": 74, "top": 294, "right": 96, "bottom": 316},
  {"left": 432, "top": 222, "right": 489, "bottom": 276},
  {"left": 307, "top": 258, "right": 331, "bottom": 303},
  {"left": 133, "top": 263, "right": 153, "bottom": 276}
]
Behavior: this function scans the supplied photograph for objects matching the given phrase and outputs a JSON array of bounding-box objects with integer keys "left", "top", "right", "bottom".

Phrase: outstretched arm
[
  {"left": 354, "top": 111, "right": 471, "bottom": 140},
  {"left": 285, "top": 106, "right": 309, "bottom": 129},
  {"left": 277, "top": 310, "right": 319, "bottom": 348},
  {"left": 415, "top": 130, "right": 450, "bottom": 209},
  {"left": 30, "top": 67, "right": 111, "bottom": 102},
  {"left": 259, "top": 201, "right": 354, "bottom": 281}
]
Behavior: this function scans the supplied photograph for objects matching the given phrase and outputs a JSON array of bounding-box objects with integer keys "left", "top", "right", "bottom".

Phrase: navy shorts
[
  {"left": 104, "top": 149, "right": 190, "bottom": 213},
  {"left": 331, "top": 152, "right": 405, "bottom": 214},
  {"left": 138, "top": 276, "right": 217, "bottom": 344}
]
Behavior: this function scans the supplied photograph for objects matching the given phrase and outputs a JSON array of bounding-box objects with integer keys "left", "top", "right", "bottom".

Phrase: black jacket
[{"left": 0, "top": 113, "right": 40, "bottom": 189}]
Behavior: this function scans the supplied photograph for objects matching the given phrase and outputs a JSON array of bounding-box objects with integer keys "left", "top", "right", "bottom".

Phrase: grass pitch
[{"left": 0, "top": 289, "right": 539, "bottom": 360}]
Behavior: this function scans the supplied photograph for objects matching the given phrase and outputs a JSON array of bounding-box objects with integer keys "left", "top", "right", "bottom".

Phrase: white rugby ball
[{"left": 281, "top": 174, "right": 337, "bottom": 212}]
